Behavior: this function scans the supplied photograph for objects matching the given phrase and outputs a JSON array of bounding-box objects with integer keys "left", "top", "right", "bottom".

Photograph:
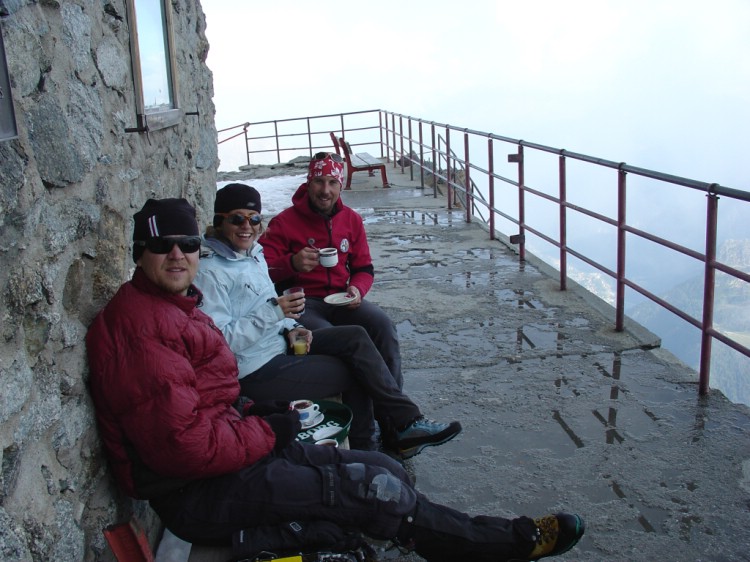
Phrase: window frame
[
  {"left": 125, "top": 0, "right": 181, "bottom": 132},
  {"left": 0, "top": 26, "right": 18, "bottom": 142}
]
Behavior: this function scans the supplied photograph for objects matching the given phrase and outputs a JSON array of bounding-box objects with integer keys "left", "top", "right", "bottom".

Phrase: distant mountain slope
[{"left": 629, "top": 239, "right": 750, "bottom": 405}]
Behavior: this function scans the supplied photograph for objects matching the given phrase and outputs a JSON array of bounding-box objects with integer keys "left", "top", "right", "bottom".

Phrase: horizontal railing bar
[
  {"left": 623, "top": 224, "right": 706, "bottom": 262},
  {"left": 385, "top": 112, "right": 748, "bottom": 201},
  {"left": 622, "top": 278, "right": 702, "bottom": 329},
  {"left": 713, "top": 260, "right": 750, "bottom": 284},
  {"left": 566, "top": 246, "right": 616, "bottom": 279},
  {"left": 564, "top": 201, "right": 618, "bottom": 228},
  {"left": 245, "top": 109, "right": 383, "bottom": 127},
  {"left": 709, "top": 327, "right": 750, "bottom": 358}
]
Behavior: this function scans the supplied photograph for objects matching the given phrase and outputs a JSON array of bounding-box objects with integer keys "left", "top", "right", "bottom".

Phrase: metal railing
[
  {"left": 219, "top": 109, "right": 750, "bottom": 399},
  {"left": 217, "top": 110, "right": 386, "bottom": 166}
]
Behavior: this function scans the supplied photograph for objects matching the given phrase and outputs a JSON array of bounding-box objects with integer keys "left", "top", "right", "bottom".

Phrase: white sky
[{"left": 204, "top": 0, "right": 749, "bottom": 190}]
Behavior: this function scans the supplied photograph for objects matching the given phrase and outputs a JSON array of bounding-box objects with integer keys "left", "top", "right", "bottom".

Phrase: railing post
[
  {"left": 407, "top": 118, "right": 413, "bottom": 180},
  {"left": 508, "top": 144, "right": 525, "bottom": 261},
  {"left": 559, "top": 153, "right": 568, "bottom": 291},
  {"left": 419, "top": 121, "right": 425, "bottom": 189},
  {"left": 699, "top": 189, "right": 719, "bottom": 396},
  {"left": 445, "top": 126, "right": 452, "bottom": 210},
  {"left": 306, "top": 118, "right": 312, "bottom": 158},
  {"left": 391, "top": 113, "right": 396, "bottom": 168},
  {"left": 431, "top": 123, "right": 437, "bottom": 198},
  {"left": 488, "top": 136, "right": 495, "bottom": 240},
  {"left": 615, "top": 166, "right": 627, "bottom": 331},
  {"left": 378, "top": 111, "right": 384, "bottom": 159},
  {"left": 464, "top": 130, "right": 471, "bottom": 222},
  {"left": 243, "top": 123, "right": 250, "bottom": 167},
  {"left": 383, "top": 112, "right": 391, "bottom": 163},
  {"left": 274, "top": 121, "right": 280, "bottom": 164},
  {"left": 398, "top": 115, "right": 404, "bottom": 173}
]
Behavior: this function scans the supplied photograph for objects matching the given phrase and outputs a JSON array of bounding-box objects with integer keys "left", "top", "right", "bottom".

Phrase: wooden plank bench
[{"left": 329, "top": 132, "right": 389, "bottom": 190}]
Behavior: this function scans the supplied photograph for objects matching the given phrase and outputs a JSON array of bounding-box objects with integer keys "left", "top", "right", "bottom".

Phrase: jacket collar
[{"left": 201, "top": 235, "right": 262, "bottom": 261}]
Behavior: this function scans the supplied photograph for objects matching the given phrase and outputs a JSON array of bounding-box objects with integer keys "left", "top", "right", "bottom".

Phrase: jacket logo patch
[{"left": 340, "top": 239, "right": 350, "bottom": 253}]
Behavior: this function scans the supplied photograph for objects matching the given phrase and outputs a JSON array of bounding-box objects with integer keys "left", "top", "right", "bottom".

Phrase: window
[
  {"left": 126, "top": 0, "right": 181, "bottom": 132},
  {"left": 0, "top": 26, "right": 17, "bottom": 142}
]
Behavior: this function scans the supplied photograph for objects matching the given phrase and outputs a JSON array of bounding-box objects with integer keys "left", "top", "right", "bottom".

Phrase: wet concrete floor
[{"left": 195, "top": 165, "right": 750, "bottom": 562}]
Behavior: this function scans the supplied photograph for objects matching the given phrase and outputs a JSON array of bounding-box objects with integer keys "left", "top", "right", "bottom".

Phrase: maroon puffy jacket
[{"left": 86, "top": 268, "right": 276, "bottom": 499}]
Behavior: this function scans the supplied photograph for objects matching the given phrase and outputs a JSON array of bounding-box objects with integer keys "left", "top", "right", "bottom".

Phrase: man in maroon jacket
[
  {"left": 86, "top": 198, "right": 584, "bottom": 561},
  {"left": 262, "top": 153, "right": 404, "bottom": 389}
]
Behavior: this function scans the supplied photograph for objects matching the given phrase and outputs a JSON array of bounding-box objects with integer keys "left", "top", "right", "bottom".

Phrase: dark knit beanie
[
  {"left": 132, "top": 198, "right": 199, "bottom": 262},
  {"left": 213, "top": 183, "right": 262, "bottom": 227},
  {"left": 215, "top": 183, "right": 262, "bottom": 213}
]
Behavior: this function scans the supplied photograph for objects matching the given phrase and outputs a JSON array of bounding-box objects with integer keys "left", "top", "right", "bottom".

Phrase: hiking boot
[
  {"left": 391, "top": 417, "right": 462, "bottom": 459},
  {"left": 527, "top": 513, "right": 585, "bottom": 560}
]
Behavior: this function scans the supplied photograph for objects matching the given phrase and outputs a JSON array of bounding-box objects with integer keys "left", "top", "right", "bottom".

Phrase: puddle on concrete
[
  {"left": 513, "top": 323, "right": 563, "bottom": 352},
  {"left": 363, "top": 210, "right": 463, "bottom": 226},
  {"left": 383, "top": 234, "right": 437, "bottom": 245},
  {"left": 494, "top": 288, "right": 547, "bottom": 310},
  {"left": 412, "top": 261, "right": 446, "bottom": 269},
  {"left": 449, "top": 271, "right": 501, "bottom": 288},
  {"left": 402, "top": 248, "right": 437, "bottom": 256}
]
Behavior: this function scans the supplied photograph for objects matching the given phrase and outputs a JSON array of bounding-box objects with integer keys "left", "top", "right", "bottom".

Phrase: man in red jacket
[
  {"left": 262, "top": 153, "right": 404, "bottom": 389},
  {"left": 86, "top": 198, "right": 584, "bottom": 561}
]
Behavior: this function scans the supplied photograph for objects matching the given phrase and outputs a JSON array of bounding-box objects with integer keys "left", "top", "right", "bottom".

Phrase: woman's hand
[
  {"left": 277, "top": 292, "right": 305, "bottom": 318},
  {"left": 287, "top": 327, "right": 312, "bottom": 353}
]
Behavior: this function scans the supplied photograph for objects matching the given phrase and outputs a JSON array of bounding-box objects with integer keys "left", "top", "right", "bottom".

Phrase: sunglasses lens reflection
[
  {"left": 228, "top": 214, "right": 262, "bottom": 226},
  {"left": 144, "top": 236, "right": 201, "bottom": 254},
  {"left": 313, "top": 152, "right": 343, "bottom": 163}
]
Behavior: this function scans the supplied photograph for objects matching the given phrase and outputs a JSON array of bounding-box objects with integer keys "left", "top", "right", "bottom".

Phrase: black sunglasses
[
  {"left": 218, "top": 212, "right": 263, "bottom": 226},
  {"left": 312, "top": 152, "right": 344, "bottom": 163},
  {"left": 134, "top": 236, "right": 202, "bottom": 254}
]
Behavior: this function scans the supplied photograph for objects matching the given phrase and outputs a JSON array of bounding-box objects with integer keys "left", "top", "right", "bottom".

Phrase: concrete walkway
[{"left": 189, "top": 164, "right": 750, "bottom": 561}]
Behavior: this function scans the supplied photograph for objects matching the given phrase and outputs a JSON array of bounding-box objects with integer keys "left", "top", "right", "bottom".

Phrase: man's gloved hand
[
  {"left": 243, "top": 399, "right": 291, "bottom": 418},
  {"left": 263, "top": 410, "right": 302, "bottom": 451}
]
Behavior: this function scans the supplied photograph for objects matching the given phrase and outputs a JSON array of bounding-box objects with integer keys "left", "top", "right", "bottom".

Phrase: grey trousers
[{"left": 301, "top": 297, "right": 403, "bottom": 390}]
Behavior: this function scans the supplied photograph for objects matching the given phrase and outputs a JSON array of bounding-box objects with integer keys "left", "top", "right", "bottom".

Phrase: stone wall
[{"left": 0, "top": 1, "right": 218, "bottom": 559}]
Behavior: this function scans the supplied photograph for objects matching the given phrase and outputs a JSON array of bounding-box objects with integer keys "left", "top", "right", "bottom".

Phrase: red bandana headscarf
[{"left": 307, "top": 154, "right": 345, "bottom": 186}]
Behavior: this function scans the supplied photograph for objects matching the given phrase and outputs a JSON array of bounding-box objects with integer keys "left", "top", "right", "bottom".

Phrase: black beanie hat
[
  {"left": 213, "top": 183, "right": 262, "bottom": 227},
  {"left": 132, "top": 198, "right": 199, "bottom": 262}
]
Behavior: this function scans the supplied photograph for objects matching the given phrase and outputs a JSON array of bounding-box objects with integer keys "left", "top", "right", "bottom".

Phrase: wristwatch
[{"left": 267, "top": 297, "right": 279, "bottom": 306}]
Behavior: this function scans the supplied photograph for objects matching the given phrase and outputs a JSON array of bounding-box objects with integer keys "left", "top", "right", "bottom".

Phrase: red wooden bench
[{"left": 329, "top": 132, "right": 389, "bottom": 189}]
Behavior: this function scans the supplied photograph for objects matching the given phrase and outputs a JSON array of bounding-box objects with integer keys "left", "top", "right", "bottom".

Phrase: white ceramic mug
[
  {"left": 289, "top": 399, "right": 319, "bottom": 422},
  {"left": 319, "top": 248, "right": 338, "bottom": 267}
]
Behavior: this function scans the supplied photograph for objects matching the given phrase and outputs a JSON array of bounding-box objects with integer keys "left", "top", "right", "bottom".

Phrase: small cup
[
  {"left": 283, "top": 286, "right": 305, "bottom": 315},
  {"left": 319, "top": 248, "right": 338, "bottom": 268},
  {"left": 290, "top": 399, "right": 319, "bottom": 423},
  {"left": 314, "top": 438, "right": 338, "bottom": 447},
  {"left": 292, "top": 333, "right": 308, "bottom": 356}
]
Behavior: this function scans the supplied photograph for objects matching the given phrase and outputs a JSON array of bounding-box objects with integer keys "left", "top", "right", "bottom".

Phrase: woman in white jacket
[{"left": 194, "top": 183, "right": 461, "bottom": 456}]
